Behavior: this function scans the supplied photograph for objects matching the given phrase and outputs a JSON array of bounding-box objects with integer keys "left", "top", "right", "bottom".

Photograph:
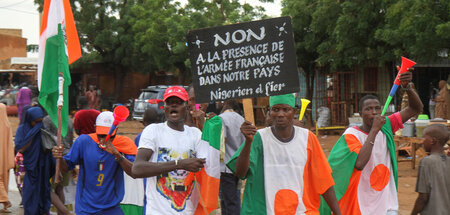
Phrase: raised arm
[
  {"left": 132, "top": 148, "right": 206, "bottom": 178},
  {"left": 398, "top": 71, "right": 423, "bottom": 123},
  {"left": 235, "top": 120, "right": 257, "bottom": 178}
]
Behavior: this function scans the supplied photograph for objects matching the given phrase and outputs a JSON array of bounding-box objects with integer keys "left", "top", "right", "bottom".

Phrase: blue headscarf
[
  {"left": 14, "top": 107, "right": 44, "bottom": 170},
  {"left": 14, "top": 106, "right": 54, "bottom": 214}
]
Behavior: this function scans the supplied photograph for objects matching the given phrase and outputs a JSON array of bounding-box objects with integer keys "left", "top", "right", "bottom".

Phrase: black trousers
[{"left": 219, "top": 173, "right": 241, "bottom": 215}]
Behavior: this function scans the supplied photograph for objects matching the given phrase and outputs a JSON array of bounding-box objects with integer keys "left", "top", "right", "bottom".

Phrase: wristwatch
[{"left": 115, "top": 154, "right": 125, "bottom": 163}]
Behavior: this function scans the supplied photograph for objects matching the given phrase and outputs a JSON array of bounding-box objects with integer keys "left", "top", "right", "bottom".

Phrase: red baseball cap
[{"left": 163, "top": 86, "right": 189, "bottom": 101}]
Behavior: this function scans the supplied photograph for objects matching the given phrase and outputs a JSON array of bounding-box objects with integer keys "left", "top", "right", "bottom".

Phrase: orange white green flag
[
  {"left": 319, "top": 117, "right": 398, "bottom": 214},
  {"left": 227, "top": 126, "right": 335, "bottom": 215},
  {"left": 38, "top": 0, "right": 81, "bottom": 137},
  {"left": 185, "top": 116, "right": 222, "bottom": 214}
]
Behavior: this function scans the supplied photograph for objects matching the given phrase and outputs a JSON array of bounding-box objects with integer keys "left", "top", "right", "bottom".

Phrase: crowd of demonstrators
[
  {"left": 411, "top": 124, "right": 450, "bottom": 215},
  {"left": 7, "top": 72, "right": 450, "bottom": 215},
  {"left": 0, "top": 104, "right": 14, "bottom": 213},
  {"left": 52, "top": 111, "right": 137, "bottom": 215},
  {"left": 322, "top": 71, "right": 423, "bottom": 215}
]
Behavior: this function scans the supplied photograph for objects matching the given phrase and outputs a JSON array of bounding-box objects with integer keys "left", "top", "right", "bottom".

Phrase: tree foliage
[{"left": 281, "top": 0, "right": 449, "bottom": 99}]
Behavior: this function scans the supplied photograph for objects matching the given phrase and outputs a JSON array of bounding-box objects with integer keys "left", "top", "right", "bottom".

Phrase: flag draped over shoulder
[
  {"left": 38, "top": 0, "right": 81, "bottom": 137},
  {"left": 185, "top": 116, "right": 222, "bottom": 215},
  {"left": 319, "top": 117, "right": 398, "bottom": 214}
]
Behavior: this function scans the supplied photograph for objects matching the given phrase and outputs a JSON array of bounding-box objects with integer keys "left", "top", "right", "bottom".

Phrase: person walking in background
[
  {"left": 435, "top": 80, "right": 449, "bottom": 120},
  {"left": 85, "top": 85, "right": 99, "bottom": 110},
  {"left": 411, "top": 124, "right": 450, "bottom": 215},
  {"left": 429, "top": 82, "right": 439, "bottom": 119},
  {"left": 15, "top": 107, "right": 55, "bottom": 214},
  {"left": 0, "top": 104, "right": 14, "bottom": 213},
  {"left": 16, "top": 86, "right": 32, "bottom": 120},
  {"left": 13, "top": 105, "right": 33, "bottom": 208},
  {"left": 217, "top": 99, "right": 245, "bottom": 215},
  {"left": 73, "top": 96, "right": 100, "bottom": 135}
]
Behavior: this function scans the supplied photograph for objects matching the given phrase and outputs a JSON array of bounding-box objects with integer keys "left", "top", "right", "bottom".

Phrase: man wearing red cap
[
  {"left": 132, "top": 86, "right": 207, "bottom": 215},
  {"left": 52, "top": 111, "right": 137, "bottom": 215}
]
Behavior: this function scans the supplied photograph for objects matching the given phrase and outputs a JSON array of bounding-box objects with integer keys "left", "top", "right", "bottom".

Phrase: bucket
[
  {"left": 402, "top": 121, "right": 415, "bottom": 137},
  {"left": 415, "top": 119, "right": 430, "bottom": 137}
]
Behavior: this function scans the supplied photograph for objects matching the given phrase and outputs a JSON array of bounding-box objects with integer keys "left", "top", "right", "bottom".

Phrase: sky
[{"left": 0, "top": 0, "right": 281, "bottom": 57}]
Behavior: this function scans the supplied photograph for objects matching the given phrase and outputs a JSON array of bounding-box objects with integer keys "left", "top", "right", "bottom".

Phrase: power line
[{"left": 0, "top": 7, "right": 38, "bottom": 15}]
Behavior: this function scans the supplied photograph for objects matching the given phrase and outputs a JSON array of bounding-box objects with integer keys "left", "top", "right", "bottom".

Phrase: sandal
[
  {"left": 0, "top": 208, "right": 11, "bottom": 213},
  {"left": 1, "top": 202, "right": 11, "bottom": 209}
]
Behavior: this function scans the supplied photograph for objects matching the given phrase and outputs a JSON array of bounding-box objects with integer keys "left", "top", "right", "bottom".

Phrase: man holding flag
[
  {"left": 132, "top": 86, "right": 220, "bottom": 215},
  {"left": 320, "top": 71, "right": 423, "bottom": 215}
]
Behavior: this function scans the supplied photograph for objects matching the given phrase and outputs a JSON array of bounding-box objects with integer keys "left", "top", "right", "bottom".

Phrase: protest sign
[{"left": 187, "top": 16, "right": 299, "bottom": 103}]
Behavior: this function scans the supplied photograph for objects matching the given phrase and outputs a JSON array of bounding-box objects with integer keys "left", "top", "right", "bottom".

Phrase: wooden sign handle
[{"left": 243, "top": 98, "right": 255, "bottom": 125}]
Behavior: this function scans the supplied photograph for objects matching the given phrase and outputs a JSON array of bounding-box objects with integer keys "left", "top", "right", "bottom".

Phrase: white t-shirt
[{"left": 138, "top": 122, "right": 202, "bottom": 215}]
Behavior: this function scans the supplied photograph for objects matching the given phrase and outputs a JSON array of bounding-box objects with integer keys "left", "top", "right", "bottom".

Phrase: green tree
[
  {"left": 281, "top": 0, "right": 340, "bottom": 100},
  {"left": 376, "top": 0, "right": 449, "bottom": 62},
  {"left": 129, "top": 0, "right": 266, "bottom": 83}
]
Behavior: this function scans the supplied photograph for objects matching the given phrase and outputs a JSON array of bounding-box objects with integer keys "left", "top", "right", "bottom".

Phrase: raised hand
[
  {"left": 371, "top": 115, "right": 386, "bottom": 132},
  {"left": 241, "top": 120, "right": 257, "bottom": 143},
  {"left": 101, "top": 138, "right": 120, "bottom": 156},
  {"left": 396, "top": 66, "right": 414, "bottom": 87}
]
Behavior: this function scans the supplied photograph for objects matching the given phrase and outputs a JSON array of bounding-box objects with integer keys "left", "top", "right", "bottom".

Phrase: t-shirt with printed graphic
[{"left": 138, "top": 122, "right": 203, "bottom": 215}]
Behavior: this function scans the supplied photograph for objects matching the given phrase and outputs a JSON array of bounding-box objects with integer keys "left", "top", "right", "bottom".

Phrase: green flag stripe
[{"left": 38, "top": 24, "right": 71, "bottom": 137}]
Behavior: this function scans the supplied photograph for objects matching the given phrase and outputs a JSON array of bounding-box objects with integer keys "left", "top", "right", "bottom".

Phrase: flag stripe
[{"left": 62, "top": 0, "right": 81, "bottom": 64}]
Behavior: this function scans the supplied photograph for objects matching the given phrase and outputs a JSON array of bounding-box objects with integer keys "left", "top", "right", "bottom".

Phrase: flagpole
[{"left": 54, "top": 73, "right": 64, "bottom": 183}]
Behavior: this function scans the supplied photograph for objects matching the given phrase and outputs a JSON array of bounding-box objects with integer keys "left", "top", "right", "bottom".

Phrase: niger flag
[
  {"left": 185, "top": 116, "right": 222, "bottom": 215},
  {"left": 319, "top": 117, "right": 398, "bottom": 215},
  {"left": 227, "top": 126, "right": 335, "bottom": 215},
  {"left": 38, "top": 0, "right": 81, "bottom": 137}
]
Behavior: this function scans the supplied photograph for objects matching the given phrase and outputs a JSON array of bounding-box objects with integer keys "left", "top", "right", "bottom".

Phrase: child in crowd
[{"left": 411, "top": 124, "right": 450, "bottom": 215}]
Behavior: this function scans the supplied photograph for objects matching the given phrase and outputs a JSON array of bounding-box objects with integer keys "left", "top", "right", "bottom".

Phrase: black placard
[{"left": 187, "top": 16, "right": 299, "bottom": 103}]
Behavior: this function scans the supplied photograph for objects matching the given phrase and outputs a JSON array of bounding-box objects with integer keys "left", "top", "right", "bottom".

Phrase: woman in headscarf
[
  {"left": 14, "top": 105, "right": 32, "bottom": 206},
  {"left": 0, "top": 103, "right": 14, "bottom": 212},
  {"left": 15, "top": 107, "right": 54, "bottom": 214}
]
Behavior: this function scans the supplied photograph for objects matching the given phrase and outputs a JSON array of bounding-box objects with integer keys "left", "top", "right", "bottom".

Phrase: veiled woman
[{"left": 15, "top": 107, "right": 54, "bottom": 214}]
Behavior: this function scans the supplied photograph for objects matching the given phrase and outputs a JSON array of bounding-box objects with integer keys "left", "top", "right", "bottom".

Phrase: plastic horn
[
  {"left": 104, "top": 105, "right": 129, "bottom": 142},
  {"left": 299, "top": 99, "right": 311, "bottom": 120},
  {"left": 381, "top": 57, "right": 416, "bottom": 116}
]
